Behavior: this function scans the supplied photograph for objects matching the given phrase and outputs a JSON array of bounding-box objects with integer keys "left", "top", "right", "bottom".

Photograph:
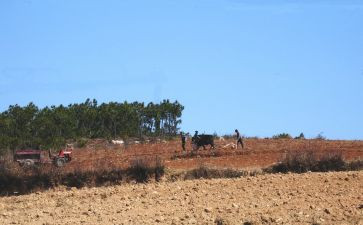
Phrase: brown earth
[
  {"left": 0, "top": 171, "right": 362, "bottom": 225},
  {"left": 66, "top": 138, "right": 363, "bottom": 172}
]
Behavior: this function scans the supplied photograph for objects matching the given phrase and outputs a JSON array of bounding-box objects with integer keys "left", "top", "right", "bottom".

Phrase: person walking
[
  {"left": 180, "top": 132, "right": 186, "bottom": 152},
  {"left": 235, "top": 129, "right": 244, "bottom": 149}
]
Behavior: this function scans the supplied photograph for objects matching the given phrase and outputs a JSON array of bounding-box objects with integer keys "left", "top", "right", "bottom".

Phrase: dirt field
[
  {"left": 67, "top": 138, "right": 363, "bottom": 172},
  {"left": 1, "top": 139, "right": 362, "bottom": 224},
  {"left": 0, "top": 171, "right": 362, "bottom": 225}
]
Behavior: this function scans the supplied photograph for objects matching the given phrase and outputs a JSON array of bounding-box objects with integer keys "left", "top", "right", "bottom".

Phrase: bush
[
  {"left": 272, "top": 133, "right": 292, "bottom": 139},
  {"left": 267, "top": 151, "right": 351, "bottom": 173},
  {"left": 270, "top": 150, "right": 316, "bottom": 173},
  {"left": 154, "top": 157, "right": 165, "bottom": 182},
  {"left": 295, "top": 133, "right": 305, "bottom": 139},
  {"left": 346, "top": 160, "right": 363, "bottom": 171},
  {"left": 315, "top": 132, "right": 326, "bottom": 140},
  {"left": 128, "top": 158, "right": 152, "bottom": 183},
  {"left": 128, "top": 157, "right": 165, "bottom": 183},
  {"left": 316, "top": 152, "right": 345, "bottom": 172}
]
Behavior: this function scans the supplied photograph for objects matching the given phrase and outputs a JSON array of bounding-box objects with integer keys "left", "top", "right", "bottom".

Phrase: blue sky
[{"left": 1, "top": 0, "right": 362, "bottom": 139}]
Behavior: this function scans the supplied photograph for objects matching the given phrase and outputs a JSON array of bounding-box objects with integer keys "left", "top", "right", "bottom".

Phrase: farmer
[
  {"left": 235, "top": 129, "right": 244, "bottom": 149},
  {"left": 193, "top": 131, "right": 199, "bottom": 140},
  {"left": 180, "top": 132, "right": 186, "bottom": 152}
]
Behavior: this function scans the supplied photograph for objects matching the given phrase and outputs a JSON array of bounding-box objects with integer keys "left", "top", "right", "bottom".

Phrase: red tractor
[
  {"left": 14, "top": 144, "right": 73, "bottom": 167},
  {"left": 51, "top": 144, "right": 73, "bottom": 167}
]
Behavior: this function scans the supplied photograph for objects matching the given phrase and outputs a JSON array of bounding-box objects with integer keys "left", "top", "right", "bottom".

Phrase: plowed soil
[
  {"left": 66, "top": 138, "right": 363, "bottom": 171},
  {"left": 1, "top": 139, "right": 362, "bottom": 225},
  {"left": 0, "top": 171, "right": 362, "bottom": 225}
]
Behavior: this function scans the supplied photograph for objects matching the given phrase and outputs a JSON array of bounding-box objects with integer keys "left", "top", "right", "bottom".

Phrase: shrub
[
  {"left": 275, "top": 150, "right": 317, "bottom": 173},
  {"left": 315, "top": 152, "right": 345, "bottom": 172},
  {"left": 128, "top": 158, "right": 151, "bottom": 183},
  {"left": 128, "top": 157, "right": 165, "bottom": 183},
  {"left": 295, "top": 133, "right": 305, "bottom": 139},
  {"left": 272, "top": 133, "right": 292, "bottom": 139},
  {"left": 315, "top": 132, "right": 326, "bottom": 140},
  {"left": 267, "top": 151, "right": 350, "bottom": 173},
  {"left": 345, "top": 160, "right": 363, "bottom": 171},
  {"left": 154, "top": 156, "right": 165, "bottom": 182}
]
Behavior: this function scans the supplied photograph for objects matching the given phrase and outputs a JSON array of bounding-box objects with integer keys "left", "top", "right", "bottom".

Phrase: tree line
[{"left": 0, "top": 99, "right": 184, "bottom": 154}]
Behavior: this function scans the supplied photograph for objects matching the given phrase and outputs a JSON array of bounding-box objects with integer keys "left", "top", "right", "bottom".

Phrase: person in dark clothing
[
  {"left": 235, "top": 129, "right": 244, "bottom": 149},
  {"left": 193, "top": 131, "right": 198, "bottom": 139},
  {"left": 180, "top": 132, "right": 186, "bottom": 152},
  {"left": 191, "top": 131, "right": 199, "bottom": 151}
]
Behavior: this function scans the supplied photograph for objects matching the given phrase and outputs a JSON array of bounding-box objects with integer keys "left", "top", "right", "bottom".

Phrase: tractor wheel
[{"left": 55, "top": 158, "right": 65, "bottom": 167}]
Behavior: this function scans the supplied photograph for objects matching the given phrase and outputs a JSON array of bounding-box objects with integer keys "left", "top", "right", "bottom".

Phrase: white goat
[{"left": 111, "top": 140, "right": 124, "bottom": 145}]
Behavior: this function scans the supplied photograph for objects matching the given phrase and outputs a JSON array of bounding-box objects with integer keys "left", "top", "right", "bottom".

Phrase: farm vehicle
[{"left": 14, "top": 144, "right": 73, "bottom": 167}]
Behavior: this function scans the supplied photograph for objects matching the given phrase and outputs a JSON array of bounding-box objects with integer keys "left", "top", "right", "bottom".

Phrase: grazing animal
[
  {"left": 191, "top": 134, "right": 215, "bottom": 151},
  {"left": 111, "top": 140, "right": 124, "bottom": 145}
]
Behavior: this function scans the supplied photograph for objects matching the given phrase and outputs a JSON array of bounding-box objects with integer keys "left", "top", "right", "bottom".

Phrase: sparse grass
[
  {"left": 184, "top": 165, "right": 247, "bottom": 180},
  {"left": 0, "top": 156, "right": 165, "bottom": 196}
]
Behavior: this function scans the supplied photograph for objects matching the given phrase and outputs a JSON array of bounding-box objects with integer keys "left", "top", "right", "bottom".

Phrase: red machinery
[{"left": 14, "top": 144, "right": 73, "bottom": 167}]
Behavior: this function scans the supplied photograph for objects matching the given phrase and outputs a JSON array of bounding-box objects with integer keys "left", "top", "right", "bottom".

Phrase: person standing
[
  {"left": 235, "top": 129, "right": 244, "bottom": 149},
  {"left": 192, "top": 131, "right": 199, "bottom": 151},
  {"left": 180, "top": 132, "right": 186, "bottom": 152},
  {"left": 193, "top": 131, "right": 198, "bottom": 139}
]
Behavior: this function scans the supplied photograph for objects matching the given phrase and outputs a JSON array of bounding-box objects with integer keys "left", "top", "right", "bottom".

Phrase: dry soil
[{"left": 0, "top": 171, "right": 362, "bottom": 225}]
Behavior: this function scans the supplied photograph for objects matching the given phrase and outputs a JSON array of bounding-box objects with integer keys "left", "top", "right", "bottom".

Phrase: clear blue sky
[{"left": 1, "top": 0, "right": 362, "bottom": 139}]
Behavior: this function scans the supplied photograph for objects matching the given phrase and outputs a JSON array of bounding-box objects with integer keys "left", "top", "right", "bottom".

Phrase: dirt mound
[{"left": 1, "top": 171, "right": 362, "bottom": 224}]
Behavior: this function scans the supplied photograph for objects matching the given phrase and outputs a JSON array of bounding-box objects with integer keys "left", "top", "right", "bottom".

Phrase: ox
[{"left": 191, "top": 134, "right": 215, "bottom": 151}]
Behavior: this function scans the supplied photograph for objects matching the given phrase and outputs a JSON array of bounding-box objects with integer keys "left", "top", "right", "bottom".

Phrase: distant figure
[
  {"left": 180, "top": 132, "right": 186, "bottom": 152},
  {"left": 193, "top": 131, "right": 198, "bottom": 138},
  {"left": 235, "top": 129, "right": 244, "bottom": 149},
  {"left": 193, "top": 131, "right": 199, "bottom": 141},
  {"left": 192, "top": 131, "right": 199, "bottom": 151}
]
